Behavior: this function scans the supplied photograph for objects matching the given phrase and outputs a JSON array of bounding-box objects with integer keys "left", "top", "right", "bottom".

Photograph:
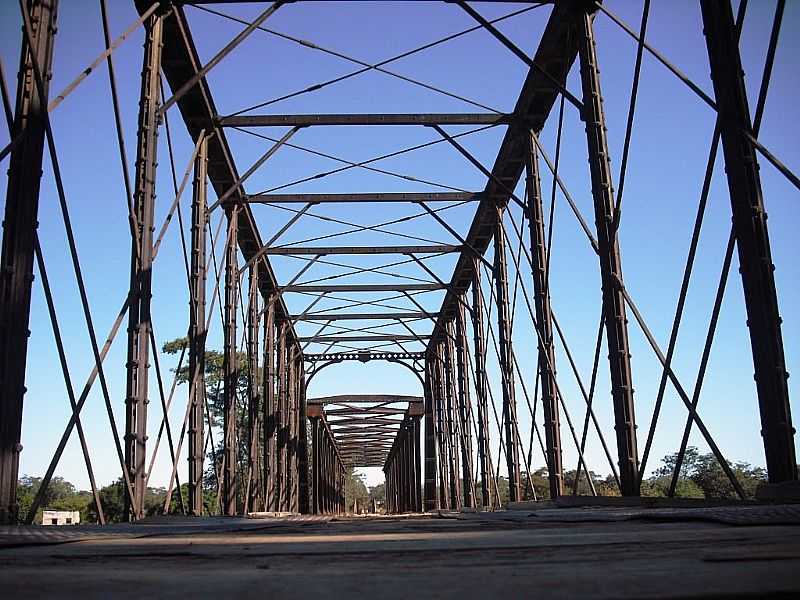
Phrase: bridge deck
[{"left": 1, "top": 505, "right": 798, "bottom": 598}]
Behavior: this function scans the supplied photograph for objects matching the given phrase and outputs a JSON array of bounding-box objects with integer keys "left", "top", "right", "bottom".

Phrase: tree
[
  {"left": 368, "top": 483, "right": 385, "bottom": 505},
  {"left": 344, "top": 467, "right": 369, "bottom": 513},
  {"left": 163, "top": 337, "right": 254, "bottom": 513},
  {"left": 644, "top": 447, "right": 767, "bottom": 500},
  {"left": 16, "top": 475, "right": 93, "bottom": 524}
]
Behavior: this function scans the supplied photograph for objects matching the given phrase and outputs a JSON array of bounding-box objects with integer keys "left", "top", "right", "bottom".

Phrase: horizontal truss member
[
  {"left": 282, "top": 283, "right": 445, "bottom": 292},
  {"left": 217, "top": 113, "right": 513, "bottom": 127},
  {"left": 264, "top": 245, "right": 460, "bottom": 255},
  {"left": 298, "top": 334, "right": 430, "bottom": 343},
  {"left": 303, "top": 351, "right": 425, "bottom": 362},
  {"left": 308, "top": 394, "right": 423, "bottom": 404},
  {"left": 293, "top": 312, "right": 434, "bottom": 321},
  {"left": 247, "top": 192, "right": 483, "bottom": 203}
]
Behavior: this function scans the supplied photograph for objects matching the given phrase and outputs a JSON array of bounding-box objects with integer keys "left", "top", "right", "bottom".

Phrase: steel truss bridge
[{"left": 0, "top": 0, "right": 797, "bottom": 530}]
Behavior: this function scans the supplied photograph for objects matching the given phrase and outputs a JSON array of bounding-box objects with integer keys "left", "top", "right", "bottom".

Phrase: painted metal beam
[
  {"left": 282, "top": 283, "right": 444, "bottom": 293},
  {"left": 218, "top": 113, "right": 512, "bottom": 127},
  {"left": 292, "top": 312, "right": 433, "bottom": 321},
  {"left": 247, "top": 192, "right": 482, "bottom": 203},
  {"left": 262, "top": 245, "right": 459, "bottom": 255},
  {"left": 428, "top": 2, "right": 583, "bottom": 346}
]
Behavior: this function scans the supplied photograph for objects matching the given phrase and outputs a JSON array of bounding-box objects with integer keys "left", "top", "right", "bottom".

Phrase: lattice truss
[{"left": 0, "top": 0, "right": 797, "bottom": 523}]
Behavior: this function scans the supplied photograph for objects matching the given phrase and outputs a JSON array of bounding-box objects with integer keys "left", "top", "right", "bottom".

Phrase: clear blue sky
[{"left": 1, "top": 1, "right": 797, "bottom": 492}]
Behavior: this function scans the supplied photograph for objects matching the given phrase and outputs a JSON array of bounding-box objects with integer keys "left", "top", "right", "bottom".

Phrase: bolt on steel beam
[
  {"left": 577, "top": 8, "right": 640, "bottom": 496},
  {"left": 217, "top": 113, "right": 512, "bottom": 127},
  {"left": 124, "top": 9, "right": 163, "bottom": 521},
  {"left": 223, "top": 208, "right": 239, "bottom": 515},
  {"left": 188, "top": 133, "right": 208, "bottom": 516},
  {"left": 700, "top": 0, "right": 796, "bottom": 484},
  {"left": 494, "top": 207, "right": 522, "bottom": 502},
  {"left": 0, "top": 0, "right": 58, "bottom": 525},
  {"left": 524, "top": 131, "right": 563, "bottom": 498}
]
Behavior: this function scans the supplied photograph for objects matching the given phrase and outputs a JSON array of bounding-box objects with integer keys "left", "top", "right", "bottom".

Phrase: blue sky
[{"left": 1, "top": 1, "right": 797, "bottom": 492}]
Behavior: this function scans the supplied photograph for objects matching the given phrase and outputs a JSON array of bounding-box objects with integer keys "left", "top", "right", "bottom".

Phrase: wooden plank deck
[{"left": 1, "top": 506, "right": 798, "bottom": 598}]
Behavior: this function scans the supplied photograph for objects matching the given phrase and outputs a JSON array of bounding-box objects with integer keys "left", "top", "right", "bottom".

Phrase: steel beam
[
  {"left": 298, "top": 334, "right": 430, "bottom": 343},
  {"left": 245, "top": 262, "right": 261, "bottom": 513},
  {"left": 494, "top": 209, "right": 521, "bottom": 502},
  {"left": 443, "top": 324, "right": 461, "bottom": 509},
  {"left": 470, "top": 260, "right": 492, "bottom": 508},
  {"left": 293, "top": 312, "right": 432, "bottom": 321},
  {"left": 124, "top": 9, "right": 162, "bottom": 520},
  {"left": 304, "top": 351, "right": 426, "bottom": 362},
  {"left": 275, "top": 321, "right": 288, "bottom": 511},
  {"left": 282, "top": 283, "right": 444, "bottom": 293},
  {"left": 223, "top": 208, "right": 239, "bottom": 515},
  {"left": 577, "top": 8, "right": 639, "bottom": 495},
  {"left": 218, "top": 113, "right": 512, "bottom": 127},
  {"left": 133, "top": 2, "right": 301, "bottom": 351},
  {"left": 308, "top": 394, "right": 422, "bottom": 404},
  {"left": 524, "top": 131, "right": 563, "bottom": 498},
  {"left": 428, "top": 3, "right": 582, "bottom": 347},
  {"left": 188, "top": 133, "right": 207, "bottom": 516},
  {"left": 0, "top": 0, "right": 58, "bottom": 525},
  {"left": 423, "top": 359, "right": 438, "bottom": 511},
  {"left": 701, "top": 0, "right": 796, "bottom": 483},
  {"left": 263, "top": 297, "right": 276, "bottom": 511},
  {"left": 455, "top": 302, "right": 475, "bottom": 508},
  {"left": 247, "top": 192, "right": 482, "bottom": 204},
  {"left": 262, "top": 245, "right": 460, "bottom": 255}
]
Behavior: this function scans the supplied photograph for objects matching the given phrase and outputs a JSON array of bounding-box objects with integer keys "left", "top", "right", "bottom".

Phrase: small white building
[{"left": 42, "top": 510, "right": 80, "bottom": 526}]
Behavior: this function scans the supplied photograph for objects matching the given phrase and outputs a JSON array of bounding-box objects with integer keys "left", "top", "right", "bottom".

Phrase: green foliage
[
  {"left": 163, "top": 337, "right": 256, "bottom": 512},
  {"left": 17, "top": 476, "right": 93, "bottom": 524},
  {"left": 345, "top": 467, "right": 369, "bottom": 512},
  {"left": 368, "top": 483, "right": 385, "bottom": 504},
  {"left": 644, "top": 446, "right": 766, "bottom": 499}
]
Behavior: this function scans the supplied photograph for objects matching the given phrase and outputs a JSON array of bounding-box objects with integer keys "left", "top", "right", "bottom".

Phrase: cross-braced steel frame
[{"left": 0, "top": 0, "right": 796, "bottom": 523}]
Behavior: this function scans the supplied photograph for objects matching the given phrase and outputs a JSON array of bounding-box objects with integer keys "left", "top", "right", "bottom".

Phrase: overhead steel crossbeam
[
  {"left": 293, "top": 312, "right": 434, "bottom": 321},
  {"left": 218, "top": 113, "right": 512, "bottom": 127},
  {"left": 283, "top": 284, "right": 445, "bottom": 293},
  {"left": 303, "top": 351, "right": 425, "bottom": 362},
  {"left": 263, "top": 245, "right": 460, "bottom": 256},
  {"left": 247, "top": 192, "right": 482, "bottom": 203},
  {"left": 309, "top": 395, "right": 423, "bottom": 405}
]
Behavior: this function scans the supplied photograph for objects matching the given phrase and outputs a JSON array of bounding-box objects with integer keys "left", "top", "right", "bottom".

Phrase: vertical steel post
[
  {"left": 494, "top": 207, "right": 521, "bottom": 502},
  {"left": 700, "top": 0, "right": 796, "bottom": 484},
  {"left": 455, "top": 302, "right": 475, "bottom": 508},
  {"left": 124, "top": 8, "right": 163, "bottom": 520},
  {"left": 286, "top": 349, "right": 296, "bottom": 511},
  {"left": 413, "top": 415, "right": 422, "bottom": 511},
  {"left": 524, "top": 131, "right": 563, "bottom": 498},
  {"left": 423, "top": 359, "right": 438, "bottom": 511},
  {"left": 443, "top": 325, "right": 461, "bottom": 509},
  {"left": 263, "top": 299, "right": 276, "bottom": 510},
  {"left": 246, "top": 264, "right": 260, "bottom": 513},
  {"left": 577, "top": 10, "right": 639, "bottom": 495},
  {"left": 470, "top": 260, "right": 492, "bottom": 508},
  {"left": 0, "top": 0, "right": 58, "bottom": 524},
  {"left": 310, "top": 415, "right": 319, "bottom": 514},
  {"left": 188, "top": 134, "right": 207, "bottom": 516},
  {"left": 298, "top": 358, "right": 309, "bottom": 513},
  {"left": 433, "top": 344, "right": 449, "bottom": 508},
  {"left": 275, "top": 321, "right": 287, "bottom": 510},
  {"left": 223, "top": 209, "right": 239, "bottom": 515}
]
